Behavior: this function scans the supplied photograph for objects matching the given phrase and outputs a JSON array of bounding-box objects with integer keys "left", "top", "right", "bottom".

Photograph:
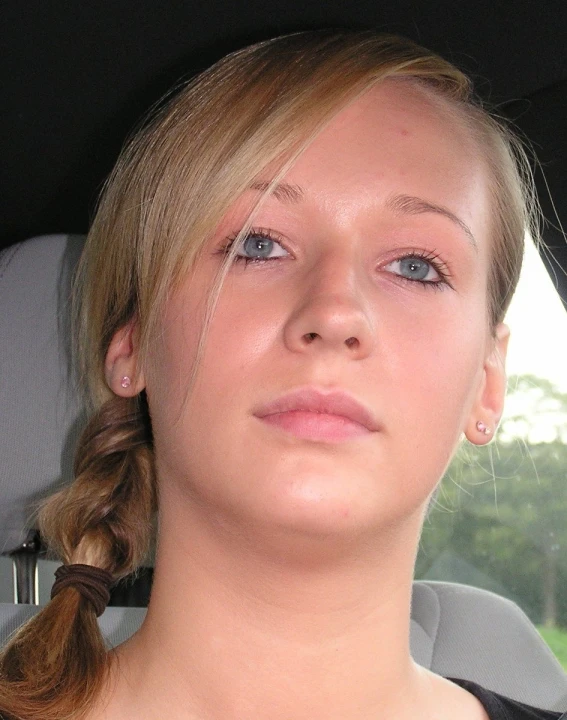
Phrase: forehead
[{"left": 291, "top": 79, "right": 480, "bottom": 175}]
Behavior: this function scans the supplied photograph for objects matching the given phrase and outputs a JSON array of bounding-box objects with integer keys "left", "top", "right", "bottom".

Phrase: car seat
[{"left": 1, "top": 234, "right": 566, "bottom": 712}]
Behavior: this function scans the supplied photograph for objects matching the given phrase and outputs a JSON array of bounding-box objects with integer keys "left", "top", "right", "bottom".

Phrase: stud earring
[
  {"left": 476, "top": 420, "right": 491, "bottom": 436},
  {"left": 120, "top": 376, "right": 131, "bottom": 389}
]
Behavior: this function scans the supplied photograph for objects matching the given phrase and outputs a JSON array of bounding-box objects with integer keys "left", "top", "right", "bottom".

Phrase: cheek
[
  {"left": 193, "top": 275, "right": 282, "bottom": 387},
  {"left": 145, "top": 281, "right": 274, "bottom": 459},
  {"left": 382, "top": 302, "right": 487, "bottom": 442},
  {"left": 144, "top": 296, "right": 204, "bottom": 448}
]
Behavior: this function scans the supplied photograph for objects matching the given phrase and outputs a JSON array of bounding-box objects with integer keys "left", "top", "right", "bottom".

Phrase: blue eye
[
  {"left": 385, "top": 253, "right": 448, "bottom": 288},
  {"left": 220, "top": 229, "right": 289, "bottom": 265},
  {"left": 216, "top": 234, "right": 451, "bottom": 289},
  {"left": 242, "top": 234, "right": 279, "bottom": 260},
  {"left": 396, "top": 256, "right": 437, "bottom": 281}
]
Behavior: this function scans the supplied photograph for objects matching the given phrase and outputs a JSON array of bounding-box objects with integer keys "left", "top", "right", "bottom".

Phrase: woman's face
[{"left": 114, "top": 81, "right": 508, "bottom": 542}]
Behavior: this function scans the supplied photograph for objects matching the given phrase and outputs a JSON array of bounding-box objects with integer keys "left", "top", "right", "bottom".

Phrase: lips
[{"left": 253, "top": 386, "right": 379, "bottom": 432}]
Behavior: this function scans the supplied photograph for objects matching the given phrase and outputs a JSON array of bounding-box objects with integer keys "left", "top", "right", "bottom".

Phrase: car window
[{"left": 415, "top": 235, "right": 567, "bottom": 670}]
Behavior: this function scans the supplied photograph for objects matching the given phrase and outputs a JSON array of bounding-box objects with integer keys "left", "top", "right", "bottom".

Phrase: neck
[{"left": 106, "top": 488, "right": 428, "bottom": 720}]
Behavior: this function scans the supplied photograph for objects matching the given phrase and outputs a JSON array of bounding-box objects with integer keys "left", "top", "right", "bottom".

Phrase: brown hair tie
[{"left": 50, "top": 563, "right": 114, "bottom": 617}]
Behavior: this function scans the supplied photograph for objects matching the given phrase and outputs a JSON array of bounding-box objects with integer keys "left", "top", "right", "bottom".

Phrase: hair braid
[{"left": 0, "top": 394, "right": 156, "bottom": 720}]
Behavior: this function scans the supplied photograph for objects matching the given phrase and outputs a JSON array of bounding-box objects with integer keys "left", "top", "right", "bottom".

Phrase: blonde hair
[{"left": 0, "top": 29, "right": 539, "bottom": 719}]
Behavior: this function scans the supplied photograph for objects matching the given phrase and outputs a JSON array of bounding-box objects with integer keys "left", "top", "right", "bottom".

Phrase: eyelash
[{"left": 216, "top": 228, "right": 453, "bottom": 290}]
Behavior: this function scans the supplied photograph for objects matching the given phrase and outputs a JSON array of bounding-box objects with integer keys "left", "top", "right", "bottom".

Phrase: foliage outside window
[{"left": 417, "top": 374, "right": 567, "bottom": 630}]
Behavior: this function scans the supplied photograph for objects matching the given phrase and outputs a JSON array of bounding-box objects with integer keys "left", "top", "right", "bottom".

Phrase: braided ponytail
[{"left": 0, "top": 394, "right": 156, "bottom": 720}]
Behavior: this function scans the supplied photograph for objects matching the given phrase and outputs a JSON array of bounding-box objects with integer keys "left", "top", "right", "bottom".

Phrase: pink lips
[{"left": 253, "top": 387, "right": 379, "bottom": 442}]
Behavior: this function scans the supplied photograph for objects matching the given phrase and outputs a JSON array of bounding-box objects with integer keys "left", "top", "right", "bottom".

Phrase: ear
[
  {"left": 104, "top": 319, "right": 146, "bottom": 397},
  {"left": 464, "top": 323, "right": 510, "bottom": 445}
]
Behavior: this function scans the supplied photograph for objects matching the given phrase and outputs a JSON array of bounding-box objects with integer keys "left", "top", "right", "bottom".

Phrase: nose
[{"left": 283, "top": 248, "right": 375, "bottom": 360}]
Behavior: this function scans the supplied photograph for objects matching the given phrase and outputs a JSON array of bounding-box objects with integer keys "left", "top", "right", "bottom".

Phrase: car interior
[{"left": 1, "top": 1, "right": 567, "bottom": 712}]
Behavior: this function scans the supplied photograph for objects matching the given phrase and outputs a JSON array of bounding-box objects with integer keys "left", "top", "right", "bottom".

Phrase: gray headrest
[{"left": 0, "top": 234, "right": 86, "bottom": 553}]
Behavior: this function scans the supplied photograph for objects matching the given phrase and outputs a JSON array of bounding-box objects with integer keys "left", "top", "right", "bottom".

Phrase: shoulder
[{"left": 448, "top": 677, "right": 566, "bottom": 720}]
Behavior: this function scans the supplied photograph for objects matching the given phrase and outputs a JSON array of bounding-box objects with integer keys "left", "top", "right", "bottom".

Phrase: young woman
[{"left": 0, "top": 29, "right": 562, "bottom": 720}]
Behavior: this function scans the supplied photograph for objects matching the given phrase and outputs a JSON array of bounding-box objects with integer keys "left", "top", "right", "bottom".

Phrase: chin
[{"left": 253, "top": 474, "right": 388, "bottom": 536}]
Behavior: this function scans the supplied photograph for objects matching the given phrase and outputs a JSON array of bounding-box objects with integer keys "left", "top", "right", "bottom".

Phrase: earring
[
  {"left": 476, "top": 420, "right": 491, "bottom": 436},
  {"left": 120, "top": 376, "right": 131, "bottom": 389}
]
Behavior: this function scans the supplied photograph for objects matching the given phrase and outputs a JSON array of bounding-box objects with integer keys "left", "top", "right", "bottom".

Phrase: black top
[{"left": 449, "top": 678, "right": 567, "bottom": 719}]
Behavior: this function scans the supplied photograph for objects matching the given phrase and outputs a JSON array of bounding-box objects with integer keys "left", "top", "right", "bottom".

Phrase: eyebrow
[
  {"left": 248, "top": 183, "right": 477, "bottom": 249},
  {"left": 385, "top": 193, "right": 477, "bottom": 249},
  {"left": 249, "top": 181, "right": 304, "bottom": 204}
]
